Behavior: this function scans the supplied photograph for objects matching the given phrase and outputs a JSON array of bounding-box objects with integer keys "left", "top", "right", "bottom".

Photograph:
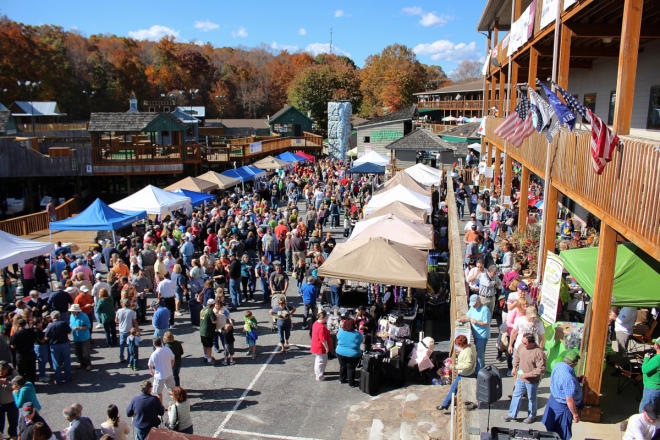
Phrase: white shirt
[
  {"left": 215, "top": 306, "right": 231, "bottom": 330},
  {"left": 615, "top": 307, "right": 638, "bottom": 335},
  {"left": 148, "top": 346, "right": 174, "bottom": 379},
  {"left": 624, "top": 413, "right": 660, "bottom": 440},
  {"left": 92, "top": 281, "right": 111, "bottom": 301},
  {"left": 463, "top": 220, "right": 484, "bottom": 233},
  {"left": 513, "top": 316, "right": 545, "bottom": 351},
  {"left": 466, "top": 267, "right": 484, "bottom": 290},
  {"left": 157, "top": 278, "right": 176, "bottom": 298}
]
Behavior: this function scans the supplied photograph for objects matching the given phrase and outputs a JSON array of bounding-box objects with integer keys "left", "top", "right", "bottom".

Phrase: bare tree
[{"left": 451, "top": 60, "right": 482, "bottom": 83}]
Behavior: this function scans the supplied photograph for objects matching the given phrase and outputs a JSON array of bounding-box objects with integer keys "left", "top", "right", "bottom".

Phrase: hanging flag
[
  {"left": 494, "top": 104, "right": 521, "bottom": 138},
  {"left": 554, "top": 83, "right": 588, "bottom": 120},
  {"left": 529, "top": 87, "right": 560, "bottom": 142},
  {"left": 507, "top": 97, "right": 535, "bottom": 147},
  {"left": 587, "top": 108, "right": 619, "bottom": 174},
  {"left": 537, "top": 80, "right": 576, "bottom": 131}
]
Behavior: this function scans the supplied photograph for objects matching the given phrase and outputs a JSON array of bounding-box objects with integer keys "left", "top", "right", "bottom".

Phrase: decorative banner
[
  {"left": 484, "top": 167, "right": 494, "bottom": 179},
  {"left": 507, "top": 2, "right": 535, "bottom": 56},
  {"left": 540, "top": 0, "right": 577, "bottom": 29},
  {"left": 482, "top": 50, "right": 491, "bottom": 76},
  {"left": 249, "top": 141, "right": 262, "bottom": 154},
  {"left": 539, "top": 251, "right": 564, "bottom": 324},
  {"left": 478, "top": 161, "right": 487, "bottom": 175}
]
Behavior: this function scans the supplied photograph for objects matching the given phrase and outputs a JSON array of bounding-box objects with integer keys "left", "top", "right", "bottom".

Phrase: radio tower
[{"left": 330, "top": 26, "right": 333, "bottom": 54}]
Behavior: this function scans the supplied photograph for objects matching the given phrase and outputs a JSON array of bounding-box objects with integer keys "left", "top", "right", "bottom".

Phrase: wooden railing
[
  {"left": 484, "top": 116, "right": 660, "bottom": 260},
  {"left": 206, "top": 134, "right": 323, "bottom": 163},
  {"left": 18, "top": 121, "right": 88, "bottom": 133},
  {"left": 229, "top": 135, "right": 280, "bottom": 145},
  {"left": 416, "top": 123, "right": 458, "bottom": 134},
  {"left": 418, "top": 100, "right": 483, "bottom": 111},
  {"left": 92, "top": 144, "right": 202, "bottom": 165},
  {"left": 0, "top": 197, "right": 78, "bottom": 236}
]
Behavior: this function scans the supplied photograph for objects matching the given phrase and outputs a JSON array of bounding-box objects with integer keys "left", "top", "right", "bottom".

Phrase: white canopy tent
[
  {"left": 364, "top": 184, "right": 432, "bottom": 215},
  {"left": 349, "top": 214, "right": 433, "bottom": 249},
  {"left": 404, "top": 163, "right": 443, "bottom": 187},
  {"left": 110, "top": 185, "right": 192, "bottom": 216},
  {"left": 0, "top": 230, "right": 54, "bottom": 268},
  {"left": 354, "top": 150, "right": 389, "bottom": 166}
]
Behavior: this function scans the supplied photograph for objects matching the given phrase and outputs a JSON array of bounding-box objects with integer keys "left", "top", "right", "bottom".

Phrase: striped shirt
[{"left": 550, "top": 362, "right": 582, "bottom": 405}]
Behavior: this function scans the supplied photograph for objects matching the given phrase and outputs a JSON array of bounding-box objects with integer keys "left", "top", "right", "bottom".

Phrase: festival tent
[
  {"left": 376, "top": 171, "right": 429, "bottom": 196},
  {"left": 468, "top": 143, "right": 482, "bottom": 153},
  {"left": 317, "top": 237, "right": 427, "bottom": 288},
  {"left": 221, "top": 166, "right": 266, "bottom": 182},
  {"left": 364, "top": 184, "right": 432, "bottom": 215},
  {"left": 353, "top": 150, "right": 389, "bottom": 167},
  {"left": 364, "top": 201, "right": 428, "bottom": 223},
  {"left": 50, "top": 198, "right": 147, "bottom": 231},
  {"left": 111, "top": 185, "right": 192, "bottom": 216},
  {"left": 347, "top": 147, "right": 358, "bottom": 157},
  {"left": 349, "top": 214, "right": 433, "bottom": 249},
  {"left": 252, "top": 156, "right": 290, "bottom": 170},
  {"left": 294, "top": 151, "right": 315, "bottom": 161},
  {"left": 560, "top": 243, "right": 660, "bottom": 308},
  {"left": 164, "top": 176, "right": 216, "bottom": 193},
  {"left": 172, "top": 189, "right": 215, "bottom": 207},
  {"left": 196, "top": 171, "right": 240, "bottom": 190},
  {"left": 404, "top": 163, "right": 443, "bottom": 187},
  {"left": 277, "top": 151, "right": 307, "bottom": 163},
  {"left": 0, "top": 230, "right": 54, "bottom": 268},
  {"left": 346, "top": 163, "right": 385, "bottom": 174}
]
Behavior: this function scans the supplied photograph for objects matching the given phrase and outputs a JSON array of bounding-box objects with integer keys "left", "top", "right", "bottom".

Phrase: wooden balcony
[
  {"left": 204, "top": 132, "right": 323, "bottom": 163},
  {"left": 0, "top": 197, "right": 78, "bottom": 236},
  {"left": 483, "top": 116, "right": 660, "bottom": 260},
  {"left": 417, "top": 100, "right": 483, "bottom": 111},
  {"left": 91, "top": 143, "right": 202, "bottom": 175}
]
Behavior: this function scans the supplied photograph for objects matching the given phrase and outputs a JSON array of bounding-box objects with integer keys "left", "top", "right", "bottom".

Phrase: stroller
[{"left": 270, "top": 293, "right": 287, "bottom": 331}]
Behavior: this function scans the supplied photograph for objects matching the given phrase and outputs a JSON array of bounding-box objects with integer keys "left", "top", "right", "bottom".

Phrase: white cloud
[
  {"left": 305, "top": 42, "right": 351, "bottom": 58},
  {"left": 192, "top": 40, "right": 204, "bottom": 46},
  {"left": 420, "top": 12, "right": 448, "bottom": 27},
  {"left": 194, "top": 20, "right": 219, "bottom": 32},
  {"left": 128, "top": 25, "right": 180, "bottom": 41},
  {"left": 402, "top": 6, "right": 422, "bottom": 15},
  {"left": 232, "top": 26, "right": 248, "bottom": 38},
  {"left": 298, "top": 28, "right": 307, "bottom": 36},
  {"left": 270, "top": 41, "right": 299, "bottom": 52},
  {"left": 413, "top": 40, "right": 479, "bottom": 62},
  {"left": 334, "top": 9, "right": 344, "bottom": 18}
]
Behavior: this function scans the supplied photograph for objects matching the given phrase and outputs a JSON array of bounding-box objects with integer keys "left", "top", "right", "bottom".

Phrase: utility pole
[{"left": 329, "top": 27, "right": 333, "bottom": 54}]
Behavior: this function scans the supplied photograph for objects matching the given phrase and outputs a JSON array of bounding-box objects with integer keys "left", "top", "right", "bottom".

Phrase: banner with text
[{"left": 539, "top": 251, "right": 564, "bottom": 324}]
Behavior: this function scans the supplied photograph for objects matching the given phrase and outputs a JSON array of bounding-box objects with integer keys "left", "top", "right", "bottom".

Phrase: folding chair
[
  {"left": 629, "top": 320, "right": 657, "bottom": 354},
  {"left": 614, "top": 359, "right": 643, "bottom": 397}
]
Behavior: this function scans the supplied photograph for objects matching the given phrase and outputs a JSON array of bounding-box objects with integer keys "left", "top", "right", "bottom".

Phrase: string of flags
[{"left": 493, "top": 79, "right": 619, "bottom": 174}]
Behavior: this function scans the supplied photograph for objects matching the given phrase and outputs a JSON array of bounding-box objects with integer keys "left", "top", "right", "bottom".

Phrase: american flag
[
  {"left": 554, "top": 83, "right": 587, "bottom": 119},
  {"left": 493, "top": 96, "right": 535, "bottom": 147}
]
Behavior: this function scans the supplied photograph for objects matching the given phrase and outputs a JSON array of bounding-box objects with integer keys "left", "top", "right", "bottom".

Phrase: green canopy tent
[{"left": 560, "top": 243, "right": 660, "bottom": 308}]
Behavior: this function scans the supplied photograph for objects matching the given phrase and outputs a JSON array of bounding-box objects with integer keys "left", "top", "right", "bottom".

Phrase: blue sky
[{"left": 1, "top": 0, "right": 488, "bottom": 73}]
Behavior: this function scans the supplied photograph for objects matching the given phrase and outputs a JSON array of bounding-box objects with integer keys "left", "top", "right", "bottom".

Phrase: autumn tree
[{"left": 451, "top": 60, "right": 482, "bottom": 83}]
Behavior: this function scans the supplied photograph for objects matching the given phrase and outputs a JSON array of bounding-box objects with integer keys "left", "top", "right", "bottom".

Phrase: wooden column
[
  {"left": 558, "top": 27, "right": 573, "bottom": 89},
  {"left": 528, "top": 46, "right": 539, "bottom": 87},
  {"left": 582, "top": 223, "right": 617, "bottom": 416},
  {"left": 504, "top": 154, "right": 513, "bottom": 198},
  {"left": 486, "top": 142, "right": 493, "bottom": 188},
  {"left": 499, "top": 70, "right": 506, "bottom": 116},
  {"left": 509, "top": 60, "right": 519, "bottom": 113},
  {"left": 514, "top": 0, "right": 522, "bottom": 20},
  {"left": 540, "top": 185, "right": 559, "bottom": 268},
  {"left": 493, "top": 146, "right": 502, "bottom": 191},
  {"left": 518, "top": 166, "right": 529, "bottom": 235},
  {"left": 613, "top": 0, "right": 643, "bottom": 135}
]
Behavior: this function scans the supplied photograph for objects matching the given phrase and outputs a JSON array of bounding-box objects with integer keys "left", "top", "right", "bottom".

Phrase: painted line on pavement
[{"left": 220, "top": 428, "right": 326, "bottom": 440}]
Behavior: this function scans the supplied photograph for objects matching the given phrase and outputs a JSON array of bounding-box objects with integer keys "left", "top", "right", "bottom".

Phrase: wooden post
[
  {"left": 518, "top": 166, "right": 529, "bottom": 236},
  {"left": 493, "top": 146, "right": 502, "bottom": 191},
  {"left": 558, "top": 27, "right": 573, "bottom": 89},
  {"left": 514, "top": 0, "right": 522, "bottom": 20},
  {"left": 499, "top": 70, "right": 506, "bottom": 117},
  {"left": 491, "top": 74, "right": 498, "bottom": 114},
  {"left": 613, "top": 0, "right": 643, "bottom": 135},
  {"left": 504, "top": 154, "right": 513, "bottom": 198},
  {"left": 540, "top": 185, "right": 559, "bottom": 266},
  {"left": 582, "top": 223, "right": 617, "bottom": 418},
  {"left": 528, "top": 46, "right": 539, "bottom": 87},
  {"left": 509, "top": 61, "right": 519, "bottom": 113},
  {"left": 486, "top": 142, "right": 493, "bottom": 188}
]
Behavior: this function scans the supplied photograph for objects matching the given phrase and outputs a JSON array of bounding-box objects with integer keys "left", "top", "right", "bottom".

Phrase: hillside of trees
[{"left": 0, "top": 17, "right": 453, "bottom": 126}]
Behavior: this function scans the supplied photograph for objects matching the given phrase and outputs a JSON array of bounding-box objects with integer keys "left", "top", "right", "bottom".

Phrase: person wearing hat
[
  {"left": 199, "top": 299, "right": 217, "bottom": 364},
  {"left": 74, "top": 286, "right": 95, "bottom": 332},
  {"left": 151, "top": 301, "right": 170, "bottom": 339},
  {"left": 463, "top": 212, "right": 483, "bottom": 233},
  {"left": 641, "top": 337, "right": 660, "bottom": 414},
  {"left": 17, "top": 402, "right": 49, "bottom": 440},
  {"left": 542, "top": 351, "right": 583, "bottom": 440},
  {"left": 458, "top": 294, "right": 490, "bottom": 372},
  {"left": 68, "top": 304, "right": 92, "bottom": 371},
  {"left": 0, "top": 361, "right": 17, "bottom": 438},
  {"left": 623, "top": 402, "right": 660, "bottom": 440}
]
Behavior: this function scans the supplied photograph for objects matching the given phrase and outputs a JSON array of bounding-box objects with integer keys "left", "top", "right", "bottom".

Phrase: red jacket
[{"left": 311, "top": 321, "right": 332, "bottom": 355}]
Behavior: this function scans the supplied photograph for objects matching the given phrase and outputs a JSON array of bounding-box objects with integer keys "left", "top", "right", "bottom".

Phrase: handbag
[
  {"left": 166, "top": 404, "right": 180, "bottom": 431},
  {"left": 505, "top": 217, "right": 515, "bottom": 226}
]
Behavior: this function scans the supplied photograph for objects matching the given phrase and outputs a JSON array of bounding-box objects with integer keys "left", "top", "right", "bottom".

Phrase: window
[
  {"left": 363, "top": 136, "right": 370, "bottom": 143},
  {"left": 608, "top": 91, "right": 616, "bottom": 125},
  {"left": 163, "top": 106, "right": 170, "bottom": 112},
  {"left": 583, "top": 94, "right": 596, "bottom": 113},
  {"left": 647, "top": 86, "right": 660, "bottom": 129}
]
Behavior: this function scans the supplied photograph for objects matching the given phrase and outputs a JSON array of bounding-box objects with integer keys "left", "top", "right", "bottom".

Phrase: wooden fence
[
  {"left": 92, "top": 144, "right": 202, "bottom": 165},
  {"left": 0, "top": 197, "right": 78, "bottom": 236},
  {"left": 18, "top": 122, "right": 88, "bottom": 132},
  {"left": 206, "top": 133, "right": 323, "bottom": 163},
  {"left": 418, "top": 100, "right": 483, "bottom": 111},
  {"left": 484, "top": 116, "right": 660, "bottom": 260}
]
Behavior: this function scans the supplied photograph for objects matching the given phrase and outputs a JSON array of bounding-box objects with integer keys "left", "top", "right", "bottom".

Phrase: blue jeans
[
  {"left": 457, "top": 201, "right": 465, "bottom": 218},
  {"left": 119, "top": 332, "right": 129, "bottom": 361},
  {"left": 473, "top": 336, "right": 488, "bottom": 373},
  {"left": 260, "top": 277, "right": 271, "bottom": 303},
  {"left": 330, "top": 285, "right": 341, "bottom": 307},
  {"left": 277, "top": 321, "right": 291, "bottom": 345},
  {"left": 442, "top": 374, "right": 463, "bottom": 408},
  {"left": 640, "top": 387, "right": 660, "bottom": 413},
  {"left": 34, "top": 344, "right": 50, "bottom": 378},
  {"left": 50, "top": 343, "right": 71, "bottom": 384},
  {"left": 136, "top": 426, "right": 152, "bottom": 440},
  {"left": 508, "top": 378, "right": 539, "bottom": 418},
  {"left": 154, "top": 327, "right": 168, "bottom": 340},
  {"left": 229, "top": 279, "right": 241, "bottom": 308}
]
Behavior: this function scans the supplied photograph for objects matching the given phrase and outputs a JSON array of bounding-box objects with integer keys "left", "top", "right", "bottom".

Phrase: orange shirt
[
  {"left": 74, "top": 293, "right": 95, "bottom": 315},
  {"left": 113, "top": 263, "right": 130, "bottom": 279}
]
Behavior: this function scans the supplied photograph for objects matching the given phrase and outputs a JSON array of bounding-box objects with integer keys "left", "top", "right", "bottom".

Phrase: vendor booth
[
  {"left": 276, "top": 151, "right": 307, "bottom": 163},
  {"left": 403, "top": 163, "right": 443, "bottom": 187},
  {"left": 346, "top": 163, "right": 385, "bottom": 175},
  {"left": 0, "top": 230, "right": 55, "bottom": 268},
  {"left": 294, "top": 151, "right": 315, "bottom": 161},
  {"left": 349, "top": 214, "right": 433, "bottom": 250},
  {"left": 353, "top": 150, "right": 389, "bottom": 167},
  {"left": 50, "top": 198, "right": 146, "bottom": 232},
  {"left": 376, "top": 171, "right": 429, "bottom": 196},
  {"left": 110, "top": 185, "right": 192, "bottom": 216},
  {"left": 252, "top": 155, "right": 290, "bottom": 171},
  {"left": 196, "top": 171, "right": 240, "bottom": 190},
  {"left": 164, "top": 176, "right": 216, "bottom": 193},
  {"left": 221, "top": 166, "right": 266, "bottom": 182},
  {"left": 364, "top": 201, "right": 428, "bottom": 223},
  {"left": 364, "top": 184, "right": 432, "bottom": 215},
  {"left": 171, "top": 189, "right": 215, "bottom": 207}
]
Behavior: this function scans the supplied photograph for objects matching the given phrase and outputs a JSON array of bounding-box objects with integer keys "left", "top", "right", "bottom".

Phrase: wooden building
[
  {"left": 478, "top": 0, "right": 660, "bottom": 422},
  {"left": 268, "top": 105, "right": 313, "bottom": 137},
  {"left": 0, "top": 109, "right": 17, "bottom": 136},
  {"left": 385, "top": 128, "right": 450, "bottom": 169},
  {"left": 356, "top": 105, "right": 418, "bottom": 157},
  {"left": 414, "top": 79, "right": 485, "bottom": 121}
]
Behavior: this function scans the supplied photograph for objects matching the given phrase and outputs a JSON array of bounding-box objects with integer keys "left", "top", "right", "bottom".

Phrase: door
[{"left": 293, "top": 124, "right": 302, "bottom": 136}]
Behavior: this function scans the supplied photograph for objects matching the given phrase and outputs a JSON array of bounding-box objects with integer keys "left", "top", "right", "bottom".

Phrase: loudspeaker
[
  {"left": 359, "top": 370, "right": 379, "bottom": 395},
  {"left": 476, "top": 366, "right": 502, "bottom": 404}
]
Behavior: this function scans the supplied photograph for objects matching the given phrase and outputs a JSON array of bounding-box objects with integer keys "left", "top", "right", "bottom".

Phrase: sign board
[
  {"left": 484, "top": 167, "right": 494, "bottom": 179},
  {"left": 478, "top": 161, "right": 487, "bottom": 175},
  {"left": 539, "top": 251, "right": 564, "bottom": 324},
  {"left": 86, "top": 165, "right": 93, "bottom": 174},
  {"left": 502, "top": 195, "right": 512, "bottom": 207},
  {"left": 540, "top": 0, "right": 577, "bottom": 29},
  {"left": 249, "top": 141, "right": 262, "bottom": 154},
  {"left": 370, "top": 130, "right": 403, "bottom": 142}
]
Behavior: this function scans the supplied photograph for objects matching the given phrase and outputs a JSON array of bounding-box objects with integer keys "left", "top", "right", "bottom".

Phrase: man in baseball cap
[{"left": 18, "top": 402, "right": 49, "bottom": 440}]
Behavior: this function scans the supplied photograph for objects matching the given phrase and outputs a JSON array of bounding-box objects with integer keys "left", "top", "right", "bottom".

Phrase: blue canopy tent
[
  {"left": 50, "top": 198, "right": 146, "bottom": 231},
  {"left": 346, "top": 163, "right": 386, "bottom": 174},
  {"left": 242, "top": 166, "right": 267, "bottom": 179},
  {"left": 277, "top": 151, "right": 307, "bottom": 163},
  {"left": 222, "top": 166, "right": 266, "bottom": 182},
  {"left": 172, "top": 189, "right": 216, "bottom": 207}
]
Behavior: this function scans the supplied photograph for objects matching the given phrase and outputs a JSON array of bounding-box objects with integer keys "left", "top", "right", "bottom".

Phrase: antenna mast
[{"left": 330, "top": 26, "right": 333, "bottom": 54}]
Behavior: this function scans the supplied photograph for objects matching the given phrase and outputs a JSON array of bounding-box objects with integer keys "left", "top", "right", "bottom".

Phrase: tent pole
[{"left": 112, "top": 230, "right": 116, "bottom": 246}]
